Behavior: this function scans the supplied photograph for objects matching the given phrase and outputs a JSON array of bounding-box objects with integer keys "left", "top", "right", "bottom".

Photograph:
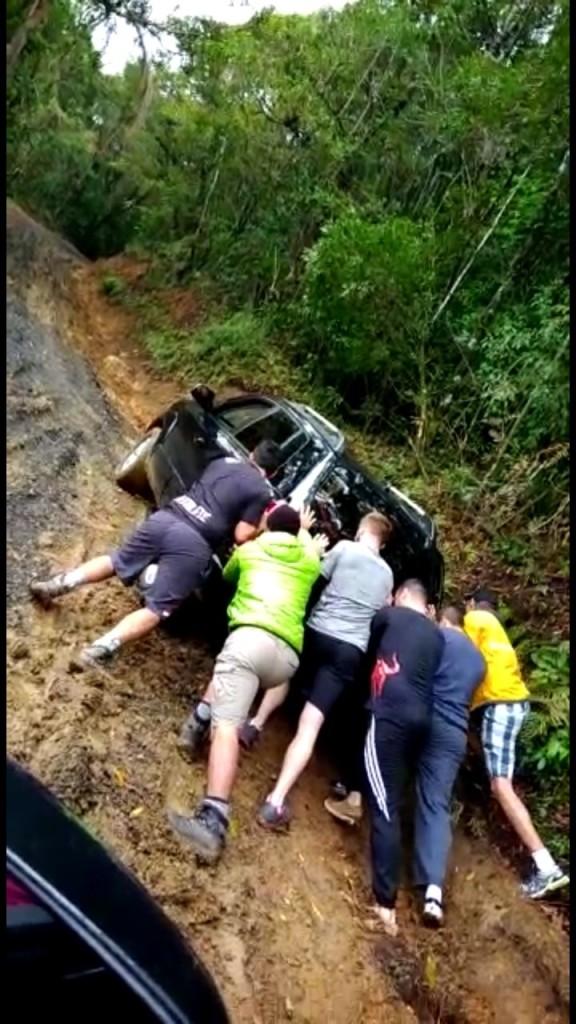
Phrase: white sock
[
  {"left": 425, "top": 884, "right": 442, "bottom": 904},
  {"left": 348, "top": 791, "right": 362, "bottom": 807},
  {"left": 62, "top": 568, "right": 85, "bottom": 589},
  {"left": 195, "top": 700, "right": 212, "bottom": 723},
  {"left": 532, "top": 847, "right": 557, "bottom": 874}
]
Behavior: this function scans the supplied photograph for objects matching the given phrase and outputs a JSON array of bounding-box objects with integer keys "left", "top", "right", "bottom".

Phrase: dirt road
[{"left": 6, "top": 203, "right": 570, "bottom": 1024}]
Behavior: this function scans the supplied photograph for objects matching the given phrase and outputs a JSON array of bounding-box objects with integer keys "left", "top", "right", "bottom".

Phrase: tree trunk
[{"left": 7, "top": 0, "right": 53, "bottom": 82}]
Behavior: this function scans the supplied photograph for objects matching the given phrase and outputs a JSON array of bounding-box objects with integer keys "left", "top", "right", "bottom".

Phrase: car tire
[{"left": 115, "top": 429, "right": 160, "bottom": 499}]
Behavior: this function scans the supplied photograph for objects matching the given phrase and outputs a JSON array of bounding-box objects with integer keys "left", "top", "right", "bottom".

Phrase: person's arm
[
  {"left": 222, "top": 546, "right": 242, "bottom": 587},
  {"left": 319, "top": 541, "right": 342, "bottom": 581},
  {"left": 366, "top": 608, "right": 390, "bottom": 668},
  {"left": 234, "top": 520, "right": 260, "bottom": 545},
  {"left": 234, "top": 489, "right": 270, "bottom": 546}
]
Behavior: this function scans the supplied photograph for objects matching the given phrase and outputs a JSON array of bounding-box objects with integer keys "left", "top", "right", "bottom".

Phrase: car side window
[
  {"left": 235, "top": 409, "right": 301, "bottom": 453},
  {"left": 217, "top": 402, "right": 270, "bottom": 433}
]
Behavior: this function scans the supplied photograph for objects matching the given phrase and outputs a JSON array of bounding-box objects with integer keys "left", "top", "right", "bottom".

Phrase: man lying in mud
[
  {"left": 464, "top": 587, "right": 569, "bottom": 899},
  {"left": 28, "top": 440, "right": 280, "bottom": 667},
  {"left": 168, "top": 502, "right": 322, "bottom": 863}
]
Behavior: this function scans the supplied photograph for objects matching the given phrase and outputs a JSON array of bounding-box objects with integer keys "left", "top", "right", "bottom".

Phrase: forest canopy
[{"left": 7, "top": 0, "right": 569, "bottom": 535}]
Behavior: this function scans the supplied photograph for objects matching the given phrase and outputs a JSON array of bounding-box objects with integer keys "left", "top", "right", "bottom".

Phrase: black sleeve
[
  {"left": 362, "top": 608, "right": 390, "bottom": 685},
  {"left": 305, "top": 575, "right": 328, "bottom": 619},
  {"left": 238, "top": 477, "right": 271, "bottom": 527}
]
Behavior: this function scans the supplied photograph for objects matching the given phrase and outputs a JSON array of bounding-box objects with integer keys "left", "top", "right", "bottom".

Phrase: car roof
[{"left": 6, "top": 759, "right": 229, "bottom": 1024}]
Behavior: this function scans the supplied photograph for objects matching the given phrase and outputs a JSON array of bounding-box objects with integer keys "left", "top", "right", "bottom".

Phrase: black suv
[{"left": 115, "top": 386, "right": 444, "bottom": 607}]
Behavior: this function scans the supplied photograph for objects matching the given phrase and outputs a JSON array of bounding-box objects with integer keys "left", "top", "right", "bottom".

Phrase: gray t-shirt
[{"left": 308, "top": 539, "right": 394, "bottom": 652}]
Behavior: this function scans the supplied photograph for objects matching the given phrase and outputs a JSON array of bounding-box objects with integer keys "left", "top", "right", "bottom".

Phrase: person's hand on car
[
  {"left": 300, "top": 504, "right": 316, "bottom": 532},
  {"left": 313, "top": 533, "right": 330, "bottom": 556}
]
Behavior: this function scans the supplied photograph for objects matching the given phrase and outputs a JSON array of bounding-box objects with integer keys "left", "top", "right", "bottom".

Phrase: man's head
[
  {"left": 439, "top": 604, "right": 465, "bottom": 630},
  {"left": 394, "top": 578, "right": 429, "bottom": 613},
  {"left": 266, "top": 502, "right": 301, "bottom": 537},
  {"left": 463, "top": 587, "right": 499, "bottom": 613},
  {"left": 356, "top": 511, "right": 393, "bottom": 550},
  {"left": 250, "top": 440, "right": 282, "bottom": 478}
]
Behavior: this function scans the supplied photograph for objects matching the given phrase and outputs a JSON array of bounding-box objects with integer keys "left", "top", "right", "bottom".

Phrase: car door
[{"left": 215, "top": 398, "right": 319, "bottom": 496}]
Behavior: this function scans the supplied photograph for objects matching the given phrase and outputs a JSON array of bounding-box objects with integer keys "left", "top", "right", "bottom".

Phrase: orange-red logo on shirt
[{"left": 371, "top": 653, "right": 401, "bottom": 698}]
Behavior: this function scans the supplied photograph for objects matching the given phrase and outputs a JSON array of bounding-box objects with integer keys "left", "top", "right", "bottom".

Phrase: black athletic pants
[
  {"left": 364, "top": 707, "right": 430, "bottom": 909},
  {"left": 413, "top": 716, "right": 467, "bottom": 891}
]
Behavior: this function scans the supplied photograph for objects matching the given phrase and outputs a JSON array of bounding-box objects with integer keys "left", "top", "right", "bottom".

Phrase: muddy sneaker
[
  {"left": 29, "top": 574, "right": 71, "bottom": 607},
  {"left": 422, "top": 899, "right": 443, "bottom": 928},
  {"left": 520, "top": 866, "right": 569, "bottom": 900},
  {"left": 239, "top": 721, "right": 262, "bottom": 751},
  {"left": 78, "top": 643, "right": 117, "bottom": 669},
  {"left": 177, "top": 708, "right": 210, "bottom": 762},
  {"left": 168, "top": 804, "right": 228, "bottom": 865},
  {"left": 324, "top": 793, "right": 363, "bottom": 826},
  {"left": 257, "top": 800, "right": 291, "bottom": 831}
]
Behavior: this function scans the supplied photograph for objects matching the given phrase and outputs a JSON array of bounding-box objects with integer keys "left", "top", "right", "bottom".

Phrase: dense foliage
[{"left": 7, "top": 0, "right": 569, "bottom": 853}]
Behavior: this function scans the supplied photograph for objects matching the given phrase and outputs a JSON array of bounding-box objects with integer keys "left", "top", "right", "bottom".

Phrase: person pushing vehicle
[
  {"left": 28, "top": 441, "right": 280, "bottom": 668},
  {"left": 169, "top": 502, "right": 322, "bottom": 863}
]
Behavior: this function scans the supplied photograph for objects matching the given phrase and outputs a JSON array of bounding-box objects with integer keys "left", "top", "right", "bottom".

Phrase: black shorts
[
  {"left": 111, "top": 508, "right": 212, "bottom": 618},
  {"left": 300, "top": 627, "right": 364, "bottom": 718}
]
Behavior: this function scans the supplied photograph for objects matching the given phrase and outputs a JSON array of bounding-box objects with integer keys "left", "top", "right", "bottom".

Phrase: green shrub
[
  {"left": 100, "top": 275, "right": 126, "bottom": 299},
  {"left": 519, "top": 640, "right": 570, "bottom": 781}
]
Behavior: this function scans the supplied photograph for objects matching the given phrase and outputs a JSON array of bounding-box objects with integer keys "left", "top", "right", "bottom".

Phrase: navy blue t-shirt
[
  {"left": 367, "top": 606, "right": 445, "bottom": 718},
  {"left": 432, "top": 627, "right": 486, "bottom": 733},
  {"left": 171, "top": 456, "right": 272, "bottom": 548}
]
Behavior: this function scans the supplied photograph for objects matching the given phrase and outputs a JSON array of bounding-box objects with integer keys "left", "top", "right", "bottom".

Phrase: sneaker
[
  {"left": 29, "top": 574, "right": 71, "bottom": 607},
  {"left": 422, "top": 899, "right": 443, "bottom": 928},
  {"left": 239, "top": 721, "right": 262, "bottom": 751},
  {"left": 520, "top": 866, "right": 569, "bottom": 900},
  {"left": 168, "top": 804, "right": 228, "bottom": 865},
  {"left": 324, "top": 793, "right": 363, "bottom": 826},
  {"left": 330, "top": 780, "right": 349, "bottom": 800},
  {"left": 256, "top": 799, "right": 291, "bottom": 831},
  {"left": 78, "top": 643, "right": 117, "bottom": 669},
  {"left": 177, "top": 711, "right": 210, "bottom": 762}
]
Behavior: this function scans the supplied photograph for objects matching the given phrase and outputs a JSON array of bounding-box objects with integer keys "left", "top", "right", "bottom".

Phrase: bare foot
[{"left": 373, "top": 904, "right": 398, "bottom": 937}]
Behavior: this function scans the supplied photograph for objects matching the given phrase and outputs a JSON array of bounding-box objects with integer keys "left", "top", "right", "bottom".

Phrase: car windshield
[{"left": 287, "top": 401, "right": 343, "bottom": 450}]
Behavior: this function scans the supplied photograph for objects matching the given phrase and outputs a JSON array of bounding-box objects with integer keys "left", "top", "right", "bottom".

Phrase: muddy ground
[{"left": 6, "top": 203, "right": 570, "bottom": 1023}]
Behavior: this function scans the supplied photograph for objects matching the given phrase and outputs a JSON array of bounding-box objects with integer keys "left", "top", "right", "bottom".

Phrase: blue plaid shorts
[{"left": 480, "top": 701, "right": 530, "bottom": 779}]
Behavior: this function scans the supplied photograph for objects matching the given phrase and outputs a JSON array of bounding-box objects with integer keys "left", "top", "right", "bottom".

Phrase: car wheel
[{"left": 115, "top": 429, "right": 160, "bottom": 499}]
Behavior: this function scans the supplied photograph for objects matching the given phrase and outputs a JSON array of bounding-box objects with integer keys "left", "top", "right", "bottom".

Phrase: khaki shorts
[{"left": 211, "top": 626, "right": 300, "bottom": 727}]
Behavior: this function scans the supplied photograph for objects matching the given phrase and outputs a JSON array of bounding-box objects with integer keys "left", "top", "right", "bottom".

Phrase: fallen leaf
[
  {"left": 424, "top": 953, "right": 437, "bottom": 991},
  {"left": 466, "top": 872, "right": 475, "bottom": 881},
  {"left": 113, "top": 767, "right": 126, "bottom": 786},
  {"left": 129, "top": 806, "right": 144, "bottom": 818}
]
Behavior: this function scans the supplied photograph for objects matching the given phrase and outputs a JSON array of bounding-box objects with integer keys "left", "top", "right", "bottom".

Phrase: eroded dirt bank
[{"left": 6, "top": 203, "right": 570, "bottom": 1024}]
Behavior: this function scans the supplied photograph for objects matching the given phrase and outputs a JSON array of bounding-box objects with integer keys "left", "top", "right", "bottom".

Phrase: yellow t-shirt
[{"left": 464, "top": 609, "right": 529, "bottom": 710}]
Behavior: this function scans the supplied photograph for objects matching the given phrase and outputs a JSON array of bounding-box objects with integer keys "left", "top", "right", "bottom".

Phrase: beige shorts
[{"left": 211, "top": 626, "right": 300, "bottom": 727}]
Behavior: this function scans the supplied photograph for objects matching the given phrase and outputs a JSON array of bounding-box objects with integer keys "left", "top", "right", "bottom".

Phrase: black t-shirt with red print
[{"left": 367, "top": 606, "right": 444, "bottom": 718}]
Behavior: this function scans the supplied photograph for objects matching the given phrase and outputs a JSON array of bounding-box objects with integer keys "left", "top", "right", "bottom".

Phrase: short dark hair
[
  {"left": 396, "top": 578, "right": 428, "bottom": 604},
  {"left": 252, "top": 440, "right": 282, "bottom": 476},
  {"left": 440, "top": 604, "right": 464, "bottom": 627},
  {"left": 267, "top": 503, "right": 301, "bottom": 536},
  {"left": 464, "top": 587, "right": 498, "bottom": 610}
]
